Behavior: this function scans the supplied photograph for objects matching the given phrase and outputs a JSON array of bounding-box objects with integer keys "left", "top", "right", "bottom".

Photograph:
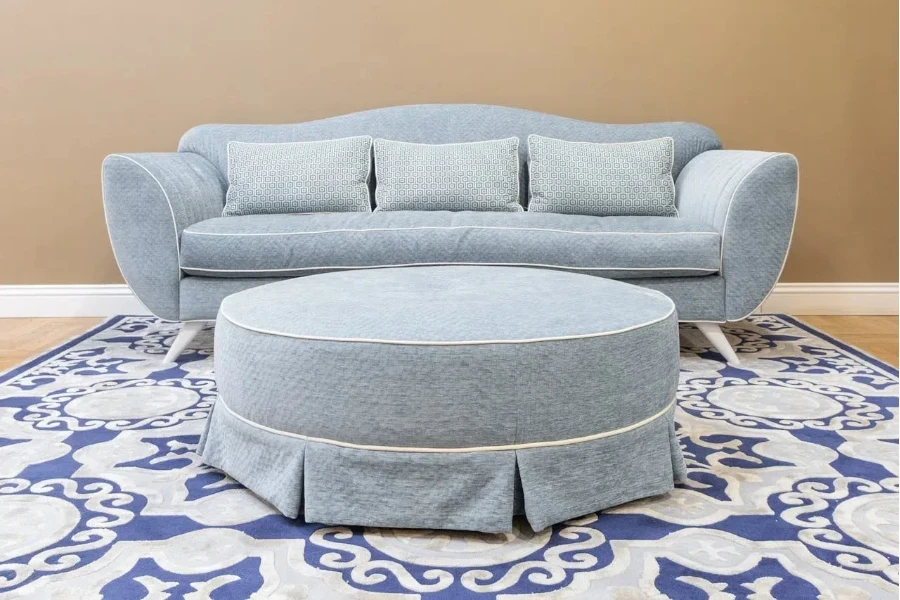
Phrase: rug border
[{"left": 0, "top": 315, "right": 129, "bottom": 385}]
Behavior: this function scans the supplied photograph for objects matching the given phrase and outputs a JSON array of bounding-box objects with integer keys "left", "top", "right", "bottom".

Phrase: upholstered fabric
[
  {"left": 101, "top": 106, "right": 798, "bottom": 329},
  {"left": 178, "top": 104, "right": 723, "bottom": 206},
  {"left": 528, "top": 136, "right": 677, "bottom": 217},
  {"left": 632, "top": 275, "right": 726, "bottom": 322},
  {"left": 179, "top": 276, "right": 284, "bottom": 321},
  {"left": 515, "top": 409, "right": 683, "bottom": 530},
  {"left": 223, "top": 137, "right": 372, "bottom": 217},
  {"left": 178, "top": 274, "right": 729, "bottom": 323},
  {"left": 201, "top": 403, "right": 683, "bottom": 532},
  {"left": 217, "top": 265, "right": 676, "bottom": 342},
  {"left": 203, "top": 267, "right": 682, "bottom": 531},
  {"left": 102, "top": 152, "right": 225, "bottom": 320},
  {"left": 373, "top": 138, "right": 521, "bottom": 212},
  {"left": 179, "top": 211, "right": 720, "bottom": 278},
  {"left": 676, "top": 151, "right": 799, "bottom": 320}
]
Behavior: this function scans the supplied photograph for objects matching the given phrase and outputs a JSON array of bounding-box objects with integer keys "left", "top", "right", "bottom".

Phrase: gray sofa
[{"left": 101, "top": 104, "right": 798, "bottom": 363}]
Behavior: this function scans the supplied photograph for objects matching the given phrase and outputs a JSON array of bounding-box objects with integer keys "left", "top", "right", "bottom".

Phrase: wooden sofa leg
[
  {"left": 164, "top": 321, "right": 206, "bottom": 362},
  {"left": 695, "top": 322, "right": 741, "bottom": 365}
]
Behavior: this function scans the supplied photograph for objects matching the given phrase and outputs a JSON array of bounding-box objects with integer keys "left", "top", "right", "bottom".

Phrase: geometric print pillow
[
  {"left": 223, "top": 137, "right": 373, "bottom": 217},
  {"left": 373, "top": 138, "right": 522, "bottom": 212},
  {"left": 527, "top": 135, "right": 677, "bottom": 217}
]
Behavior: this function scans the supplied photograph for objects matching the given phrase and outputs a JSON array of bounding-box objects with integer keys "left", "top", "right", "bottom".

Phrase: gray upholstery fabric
[
  {"left": 179, "top": 212, "right": 720, "bottom": 278},
  {"left": 201, "top": 401, "right": 682, "bottom": 532},
  {"left": 528, "top": 136, "right": 677, "bottom": 217},
  {"left": 677, "top": 151, "right": 799, "bottom": 320},
  {"left": 178, "top": 104, "right": 722, "bottom": 206},
  {"left": 304, "top": 442, "right": 516, "bottom": 531},
  {"left": 632, "top": 276, "right": 726, "bottom": 322},
  {"left": 102, "top": 153, "right": 225, "bottom": 320},
  {"left": 374, "top": 138, "right": 521, "bottom": 212},
  {"left": 180, "top": 274, "right": 729, "bottom": 323},
  {"left": 179, "top": 276, "right": 284, "bottom": 321},
  {"left": 217, "top": 266, "right": 677, "bottom": 343},
  {"left": 203, "top": 267, "right": 682, "bottom": 531},
  {"left": 102, "top": 107, "right": 797, "bottom": 329},
  {"left": 198, "top": 400, "right": 306, "bottom": 518},
  {"left": 517, "top": 409, "right": 683, "bottom": 531},
  {"left": 223, "top": 137, "right": 372, "bottom": 217}
]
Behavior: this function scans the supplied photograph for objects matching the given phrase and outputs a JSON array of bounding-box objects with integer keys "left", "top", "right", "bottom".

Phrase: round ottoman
[{"left": 199, "top": 266, "right": 684, "bottom": 533}]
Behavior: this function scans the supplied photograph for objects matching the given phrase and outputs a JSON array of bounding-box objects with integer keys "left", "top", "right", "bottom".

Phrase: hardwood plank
[
  {"left": 796, "top": 315, "right": 897, "bottom": 366},
  {"left": 798, "top": 315, "right": 897, "bottom": 335},
  {"left": 0, "top": 317, "right": 103, "bottom": 372}
]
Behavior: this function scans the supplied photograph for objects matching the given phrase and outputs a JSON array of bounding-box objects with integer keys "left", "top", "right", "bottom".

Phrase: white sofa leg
[
  {"left": 164, "top": 321, "right": 206, "bottom": 362},
  {"left": 695, "top": 322, "right": 741, "bottom": 365}
]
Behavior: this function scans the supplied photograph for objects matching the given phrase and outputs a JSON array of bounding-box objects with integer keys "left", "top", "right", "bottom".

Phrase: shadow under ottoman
[{"left": 198, "top": 265, "right": 685, "bottom": 533}]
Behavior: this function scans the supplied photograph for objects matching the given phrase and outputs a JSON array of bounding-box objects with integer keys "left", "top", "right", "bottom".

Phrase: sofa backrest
[{"left": 178, "top": 104, "right": 722, "bottom": 206}]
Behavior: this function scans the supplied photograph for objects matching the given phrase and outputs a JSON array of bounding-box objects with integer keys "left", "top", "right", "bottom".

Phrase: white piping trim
[
  {"left": 183, "top": 262, "right": 718, "bottom": 275},
  {"left": 717, "top": 153, "right": 794, "bottom": 273},
  {"left": 216, "top": 395, "right": 677, "bottom": 453},
  {"left": 219, "top": 302, "right": 676, "bottom": 346},
  {"left": 109, "top": 154, "right": 183, "bottom": 265},
  {"left": 735, "top": 155, "right": 800, "bottom": 320},
  {"left": 101, "top": 166, "right": 151, "bottom": 318},
  {"left": 103, "top": 155, "right": 178, "bottom": 321},
  {"left": 182, "top": 225, "right": 719, "bottom": 238}
]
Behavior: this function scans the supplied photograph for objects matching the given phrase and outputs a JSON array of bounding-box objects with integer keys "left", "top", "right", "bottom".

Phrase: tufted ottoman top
[{"left": 218, "top": 266, "right": 675, "bottom": 344}]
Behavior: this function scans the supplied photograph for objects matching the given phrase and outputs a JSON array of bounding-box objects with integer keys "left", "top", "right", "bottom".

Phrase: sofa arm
[
  {"left": 676, "top": 150, "right": 798, "bottom": 321},
  {"left": 102, "top": 152, "right": 225, "bottom": 320}
]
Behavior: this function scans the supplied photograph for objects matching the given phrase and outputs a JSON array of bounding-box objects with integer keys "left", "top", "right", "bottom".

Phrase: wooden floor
[
  {"left": 0, "top": 316, "right": 896, "bottom": 373},
  {"left": 797, "top": 315, "right": 897, "bottom": 366}
]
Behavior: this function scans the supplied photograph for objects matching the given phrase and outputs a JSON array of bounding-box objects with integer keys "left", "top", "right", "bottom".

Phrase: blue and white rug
[{"left": 0, "top": 315, "right": 896, "bottom": 599}]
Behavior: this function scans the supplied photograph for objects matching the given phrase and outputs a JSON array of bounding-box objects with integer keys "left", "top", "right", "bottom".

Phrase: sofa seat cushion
[{"left": 179, "top": 211, "right": 721, "bottom": 279}]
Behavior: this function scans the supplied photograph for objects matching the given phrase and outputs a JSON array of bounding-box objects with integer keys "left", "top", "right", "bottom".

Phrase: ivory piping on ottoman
[
  {"left": 218, "top": 301, "right": 676, "bottom": 346},
  {"left": 215, "top": 395, "right": 677, "bottom": 453}
]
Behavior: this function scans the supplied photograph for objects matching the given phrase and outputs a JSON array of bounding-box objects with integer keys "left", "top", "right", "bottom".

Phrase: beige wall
[{"left": 0, "top": 0, "right": 896, "bottom": 284}]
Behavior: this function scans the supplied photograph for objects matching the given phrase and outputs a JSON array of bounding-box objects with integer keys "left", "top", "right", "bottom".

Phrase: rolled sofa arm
[
  {"left": 676, "top": 150, "right": 799, "bottom": 321},
  {"left": 102, "top": 152, "right": 225, "bottom": 320}
]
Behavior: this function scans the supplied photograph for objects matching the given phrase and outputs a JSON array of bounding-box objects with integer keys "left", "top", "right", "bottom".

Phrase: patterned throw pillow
[
  {"left": 374, "top": 138, "right": 522, "bottom": 212},
  {"left": 527, "top": 135, "right": 677, "bottom": 217},
  {"left": 223, "top": 137, "right": 373, "bottom": 217}
]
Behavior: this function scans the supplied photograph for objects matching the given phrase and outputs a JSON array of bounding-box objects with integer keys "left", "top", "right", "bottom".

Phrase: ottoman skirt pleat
[
  {"left": 199, "top": 394, "right": 683, "bottom": 532},
  {"left": 201, "top": 267, "right": 684, "bottom": 532},
  {"left": 198, "top": 402, "right": 307, "bottom": 518}
]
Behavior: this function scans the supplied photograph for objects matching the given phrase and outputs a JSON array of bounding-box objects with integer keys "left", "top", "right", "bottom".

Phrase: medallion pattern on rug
[{"left": 0, "top": 315, "right": 896, "bottom": 599}]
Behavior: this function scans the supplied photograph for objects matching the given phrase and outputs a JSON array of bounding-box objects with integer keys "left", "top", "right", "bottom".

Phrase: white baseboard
[
  {"left": 0, "top": 282, "right": 896, "bottom": 318},
  {"left": 759, "top": 283, "right": 898, "bottom": 315},
  {"left": 0, "top": 284, "right": 151, "bottom": 317}
]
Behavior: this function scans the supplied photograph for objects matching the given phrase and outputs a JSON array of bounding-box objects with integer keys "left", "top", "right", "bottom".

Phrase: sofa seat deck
[{"left": 180, "top": 211, "right": 722, "bottom": 279}]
